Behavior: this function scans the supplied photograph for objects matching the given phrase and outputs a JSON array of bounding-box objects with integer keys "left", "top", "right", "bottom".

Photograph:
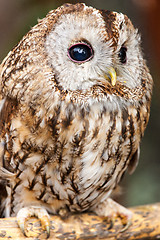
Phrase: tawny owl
[{"left": 0, "top": 3, "right": 153, "bottom": 237}]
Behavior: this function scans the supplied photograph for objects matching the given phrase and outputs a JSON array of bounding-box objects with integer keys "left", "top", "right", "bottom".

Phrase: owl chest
[{"left": 10, "top": 101, "right": 144, "bottom": 213}]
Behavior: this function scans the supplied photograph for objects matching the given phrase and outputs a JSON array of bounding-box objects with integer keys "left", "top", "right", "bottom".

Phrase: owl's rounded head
[
  {"left": 45, "top": 3, "right": 143, "bottom": 91},
  {"left": 1, "top": 3, "right": 152, "bottom": 104}
]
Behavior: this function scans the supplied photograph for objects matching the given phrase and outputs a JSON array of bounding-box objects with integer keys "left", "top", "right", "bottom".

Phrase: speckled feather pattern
[{"left": 0, "top": 3, "right": 152, "bottom": 217}]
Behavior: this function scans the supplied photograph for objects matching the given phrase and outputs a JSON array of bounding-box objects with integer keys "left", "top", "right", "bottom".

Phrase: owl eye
[
  {"left": 68, "top": 43, "right": 93, "bottom": 63},
  {"left": 119, "top": 46, "right": 127, "bottom": 64}
]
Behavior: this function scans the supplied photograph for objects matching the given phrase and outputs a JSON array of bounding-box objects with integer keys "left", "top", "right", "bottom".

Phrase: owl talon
[
  {"left": 18, "top": 222, "right": 27, "bottom": 237},
  {"left": 107, "top": 218, "right": 114, "bottom": 230},
  {"left": 17, "top": 206, "right": 50, "bottom": 238},
  {"left": 93, "top": 198, "right": 132, "bottom": 232},
  {"left": 46, "top": 225, "right": 50, "bottom": 239},
  {"left": 116, "top": 205, "right": 132, "bottom": 232},
  {"left": 119, "top": 218, "right": 132, "bottom": 233}
]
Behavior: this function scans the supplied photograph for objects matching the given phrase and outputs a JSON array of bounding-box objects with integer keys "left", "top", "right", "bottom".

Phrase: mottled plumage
[{"left": 0, "top": 3, "right": 152, "bottom": 237}]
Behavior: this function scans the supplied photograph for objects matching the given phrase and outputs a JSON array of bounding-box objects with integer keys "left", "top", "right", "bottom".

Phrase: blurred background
[{"left": 0, "top": 0, "right": 160, "bottom": 207}]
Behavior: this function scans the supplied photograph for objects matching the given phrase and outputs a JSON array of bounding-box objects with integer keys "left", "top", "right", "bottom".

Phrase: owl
[{"left": 0, "top": 3, "right": 153, "bottom": 238}]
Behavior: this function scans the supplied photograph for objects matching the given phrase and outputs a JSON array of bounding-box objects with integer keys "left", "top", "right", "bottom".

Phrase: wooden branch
[{"left": 0, "top": 203, "right": 160, "bottom": 239}]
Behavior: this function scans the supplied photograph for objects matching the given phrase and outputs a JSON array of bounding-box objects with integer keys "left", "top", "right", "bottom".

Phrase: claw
[
  {"left": 118, "top": 212, "right": 132, "bottom": 232},
  {"left": 17, "top": 206, "right": 50, "bottom": 238},
  {"left": 93, "top": 198, "right": 133, "bottom": 232},
  {"left": 107, "top": 217, "right": 114, "bottom": 230},
  {"left": 46, "top": 225, "right": 50, "bottom": 239},
  {"left": 18, "top": 222, "right": 27, "bottom": 237},
  {"left": 115, "top": 203, "right": 132, "bottom": 232}
]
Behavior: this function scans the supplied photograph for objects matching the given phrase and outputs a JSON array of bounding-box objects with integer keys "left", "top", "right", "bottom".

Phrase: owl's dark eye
[
  {"left": 68, "top": 43, "right": 93, "bottom": 63},
  {"left": 119, "top": 46, "right": 127, "bottom": 64}
]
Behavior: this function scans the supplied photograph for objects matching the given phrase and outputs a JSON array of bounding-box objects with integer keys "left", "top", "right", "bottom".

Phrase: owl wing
[
  {"left": 128, "top": 146, "right": 140, "bottom": 175},
  {"left": 0, "top": 67, "right": 7, "bottom": 217},
  {"left": 0, "top": 180, "right": 8, "bottom": 217},
  {"left": 0, "top": 65, "right": 18, "bottom": 216}
]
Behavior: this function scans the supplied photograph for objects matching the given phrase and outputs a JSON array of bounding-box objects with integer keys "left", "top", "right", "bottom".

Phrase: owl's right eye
[{"left": 68, "top": 43, "right": 93, "bottom": 63}]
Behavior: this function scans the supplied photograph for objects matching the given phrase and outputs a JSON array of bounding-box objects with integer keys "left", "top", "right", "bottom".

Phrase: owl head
[
  {"left": 1, "top": 3, "right": 152, "bottom": 105},
  {"left": 45, "top": 3, "right": 144, "bottom": 91}
]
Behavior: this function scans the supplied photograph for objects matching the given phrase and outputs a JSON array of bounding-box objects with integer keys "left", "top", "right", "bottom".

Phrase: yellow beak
[{"left": 104, "top": 67, "right": 117, "bottom": 86}]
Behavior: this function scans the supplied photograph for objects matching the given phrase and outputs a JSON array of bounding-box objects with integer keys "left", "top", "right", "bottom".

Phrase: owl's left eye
[
  {"left": 119, "top": 46, "right": 127, "bottom": 64},
  {"left": 68, "top": 43, "right": 93, "bottom": 63}
]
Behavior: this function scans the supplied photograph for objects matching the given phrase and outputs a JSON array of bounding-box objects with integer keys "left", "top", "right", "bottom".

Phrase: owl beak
[{"left": 104, "top": 67, "right": 117, "bottom": 86}]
